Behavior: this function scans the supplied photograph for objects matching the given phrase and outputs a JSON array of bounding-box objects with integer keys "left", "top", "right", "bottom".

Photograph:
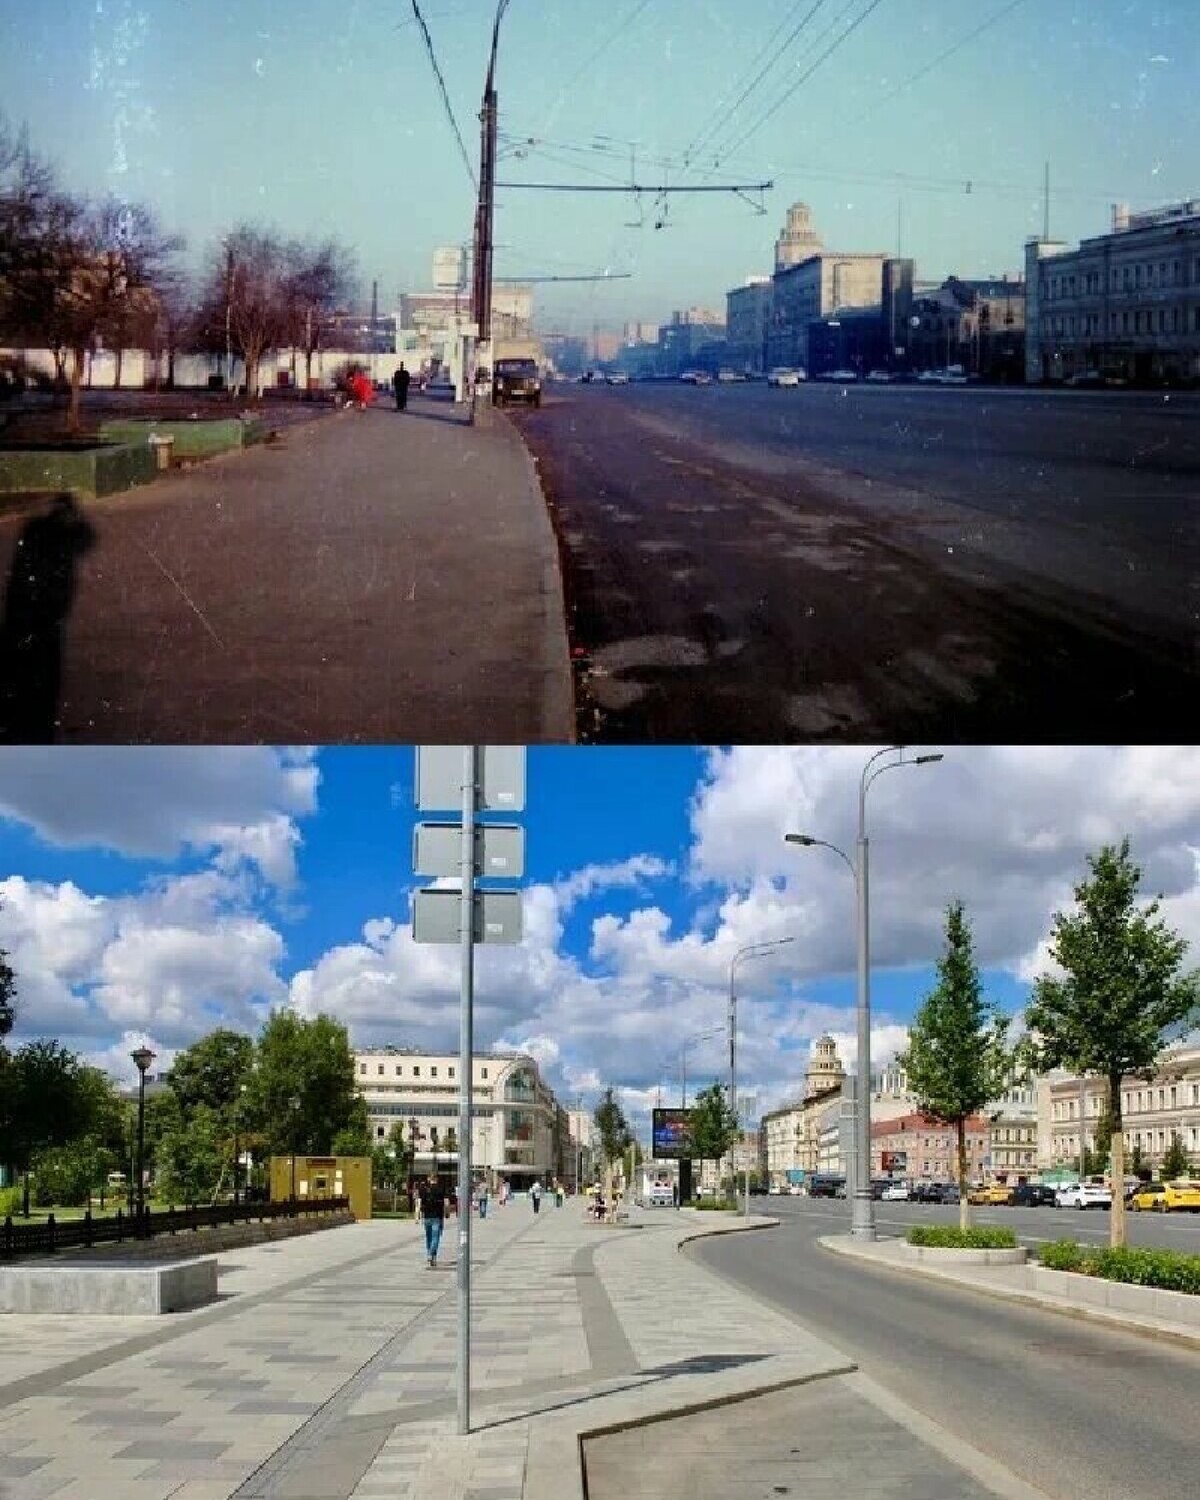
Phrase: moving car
[
  {"left": 605, "top": 372, "right": 630, "bottom": 385},
  {"left": 716, "top": 369, "right": 744, "bottom": 383},
  {"left": 493, "top": 357, "right": 542, "bottom": 407},
  {"left": 1133, "top": 1180, "right": 1200, "bottom": 1212},
  {"left": 680, "top": 370, "right": 712, "bottom": 385},
  {"left": 767, "top": 367, "right": 802, "bottom": 387},
  {"left": 865, "top": 369, "right": 893, "bottom": 383},
  {"left": 1010, "top": 1183, "right": 1057, "bottom": 1208},
  {"left": 1129, "top": 1182, "right": 1167, "bottom": 1212},
  {"left": 880, "top": 1181, "right": 910, "bottom": 1201},
  {"left": 1055, "top": 1180, "right": 1112, "bottom": 1210},
  {"left": 817, "top": 368, "right": 859, "bottom": 383}
]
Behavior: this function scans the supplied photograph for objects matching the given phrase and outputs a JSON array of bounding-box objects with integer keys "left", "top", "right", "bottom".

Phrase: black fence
[{"left": 1, "top": 1196, "right": 350, "bottom": 1260}]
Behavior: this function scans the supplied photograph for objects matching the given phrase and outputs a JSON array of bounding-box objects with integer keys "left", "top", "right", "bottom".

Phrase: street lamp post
[
  {"left": 130, "top": 1045, "right": 155, "bottom": 1233},
  {"left": 472, "top": 0, "right": 513, "bottom": 391},
  {"left": 289, "top": 1094, "right": 300, "bottom": 1209},
  {"left": 785, "top": 747, "right": 943, "bottom": 1241},
  {"left": 408, "top": 1115, "right": 420, "bottom": 1207},
  {"left": 729, "top": 939, "right": 794, "bottom": 1213},
  {"left": 233, "top": 1082, "right": 247, "bottom": 1207}
]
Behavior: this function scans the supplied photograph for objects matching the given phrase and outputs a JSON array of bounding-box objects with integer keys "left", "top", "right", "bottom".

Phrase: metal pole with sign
[{"left": 413, "top": 746, "right": 525, "bottom": 1439}]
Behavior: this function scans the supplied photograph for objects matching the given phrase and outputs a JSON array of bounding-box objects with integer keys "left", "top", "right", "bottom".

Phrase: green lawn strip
[
  {"left": 690, "top": 1197, "right": 738, "bottom": 1212},
  {"left": 1039, "top": 1239, "right": 1200, "bottom": 1294},
  {"left": 906, "top": 1224, "right": 1017, "bottom": 1250}
]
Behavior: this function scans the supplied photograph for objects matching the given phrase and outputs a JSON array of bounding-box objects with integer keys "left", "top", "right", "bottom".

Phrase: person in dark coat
[{"left": 392, "top": 363, "right": 411, "bottom": 411}]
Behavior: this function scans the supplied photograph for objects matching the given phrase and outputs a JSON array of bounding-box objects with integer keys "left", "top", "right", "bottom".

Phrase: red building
[{"left": 871, "top": 1112, "right": 991, "bottom": 1183}]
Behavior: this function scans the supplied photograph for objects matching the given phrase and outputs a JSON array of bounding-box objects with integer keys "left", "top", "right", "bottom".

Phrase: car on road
[
  {"left": 808, "top": 1174, "right": 846, "bottom": 1198},
  {"left": 767, "top": 367, "right": 804, "bottom": 387},
  {"left": 1055, "top": 1180, "right": 1113, "bottom": 1210},
  {"left": 1010, "top": 1183, "right": 1057, "bottom": 1208},
  {"left": 1130, "top": 1182, "right": 1168, "bottom": 1212},
  {"left": 679, "top": 370, "right": 712, "bottom": 385},
  {"left": 493, "top": 357, "right": 542, "bottom": 407},
  {"left": 1065, "top": 369, "right": 1107, "bottom": 389},
  {"left": 605, "top": 372, "right": 630, "bottom": 385},
  {"left": 817, "top": 368, "right": 859, "bottom": 383},
  {"left": 1135, "top": 1180, "right": 1200, "bottom": 1212},
  {"left": 716, "top": 369, "right": 744, "bottom": 383},
  {"left": 880, "top": 1181, "right": 910, "bottom": 1201},
  {"left": 865, "top": 369, "right": 893, "bottom": 383},
  {"left": 768, "top": 1184, "right": 783, "bottom": 1195},
  {"left": 967, "top": 1184, "right": 1014, "bottom": 1206}
]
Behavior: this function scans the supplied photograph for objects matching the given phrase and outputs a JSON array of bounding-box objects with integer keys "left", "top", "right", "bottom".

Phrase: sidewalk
[
  {"left": 822, "top": 1232, "right": 1200, "bottom": 1350},
  {"left": 0, "top": 396, "right": 572, "bottom": 742},
  {"left": 2, "top": 1206, "right": 1049, "bottom": 1499}
]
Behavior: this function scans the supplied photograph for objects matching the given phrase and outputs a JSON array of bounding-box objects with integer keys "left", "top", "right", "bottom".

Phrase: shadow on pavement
[
  {"left": 401, "top": 400, "right": 473, "bottom": 426},
  {"left": 0, "top": 492, "right": 96, "bottom": 743}
]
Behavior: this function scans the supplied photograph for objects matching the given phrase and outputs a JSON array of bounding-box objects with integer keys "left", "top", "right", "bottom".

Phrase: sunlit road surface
[
  {"left": 512, "top": 382, "right": 1200, "bottom": 742},
  {"left": 692, "top": 1196, "right": 1200, "bottom": 1500}
]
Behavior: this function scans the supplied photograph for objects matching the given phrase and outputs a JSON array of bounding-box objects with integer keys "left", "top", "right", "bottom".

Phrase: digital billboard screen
[{"left": 652, "top": 1108, "right": 695, "bottom": 1159}]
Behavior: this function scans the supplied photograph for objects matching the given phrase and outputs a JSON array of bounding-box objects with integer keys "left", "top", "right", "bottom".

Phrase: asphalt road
[
  {"left": 512, "top": 383, "right": 1200, "bottom": 741},
  {"left": 691, "top": 1198, "right": 1200, "bottom": 1500}
]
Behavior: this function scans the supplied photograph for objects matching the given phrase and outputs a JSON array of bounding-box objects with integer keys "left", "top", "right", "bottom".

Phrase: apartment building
[
  {"left": 761, "top": 1035, "right": 847, "bottom": 1186},
  {"left": 353, "top": 1046, "right": 563, "bottom": 1186},
  {"left": 725, "top": 277, "right": 773, "bottom": 375},
  {"left": 1041, "top": 1047, "right": 1200, "bottom": 1173},
  {"left": 871, "top": 1112, "right": 990, "bottom": 1183},
  {"left": 1025, "top": 199, "right": 1200, "bottom": 384},
  {"left": 768, "top": 251, "right": 886, "bottom": 371}
]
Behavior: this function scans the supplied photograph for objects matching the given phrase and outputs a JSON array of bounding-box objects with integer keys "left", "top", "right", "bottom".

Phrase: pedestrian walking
[
  {"left": 555, "top": 1181, "right": 564, "bottom": 1208},
  {"left": 530, "top": 1179, "right": 543, "bottom": 1215},
  {"left": 476, "top": 1179, "right": 489, "bottom": 1219},
  {"left": 392, "top": 362, "right": 411, "bottom": 412},
  {"left": 416, "top": 1173, "right": 447, "bottom": 1269}
]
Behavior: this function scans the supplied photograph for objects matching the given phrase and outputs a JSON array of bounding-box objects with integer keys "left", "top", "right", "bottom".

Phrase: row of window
[
  {"left": 366, "top": 1103, "right": 495, "bottom": 1119},
  {"left": 1053, "top": 1081, "right": 1200, "bottom": 1121},
  {"left": 359, "top": 1060, "right": 503, "bottom": 1082},
  {"left": 1056, "top": 1125, "right": 1200, "bottom": 1151},
  {"left": 1042, "top": 306, "right": 1200, "bottom": 338},
  {"left": 1043, "top": 256, "right": 1200, "bottom": 299}
]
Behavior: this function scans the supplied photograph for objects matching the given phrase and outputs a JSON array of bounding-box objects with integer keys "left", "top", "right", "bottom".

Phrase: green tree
[
  {"left": 247, "top": 1011, "right": 365, "bottom": 1156},
  {"left": 1161, "top": 1132, "right": 1191, "bottom": 1181},
  {"left": 1127, "top": 1141, "right": 1149, "bottom": 1182},
  {"left": 594, "top": 1087, "right": 633, "bottom": 1202},
  {"left": 1, "top": 1040, "right": 91, "bottom": 1213},
  {"left": 0, "top": 929, "right": 15, "bottom": 1044},
  {"left": 168, "top": 1029, "right": 254, "bottom": 1121},
  {"left": 1024, "top": 838, "right": 1199, "bottom": 1248},
  {"left": 900, "top": 902, "right": 1013, "bottom": 1230},
  {"left": 689, "top": 1083, "right": 739, "bottom": 1180},
  {"left": 156, "top": 1104, "right": 225, "bottom": 1205},
  {"left": 31, "top": 1137, "right": 117, "bottom": 1208}
]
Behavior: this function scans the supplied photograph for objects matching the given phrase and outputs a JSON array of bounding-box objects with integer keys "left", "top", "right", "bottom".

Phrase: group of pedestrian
[{"left": 415, "top": 1173, "right": 576, "bottom": 1267}]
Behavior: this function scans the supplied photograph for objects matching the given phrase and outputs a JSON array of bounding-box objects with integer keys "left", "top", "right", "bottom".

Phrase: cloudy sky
[
  {"left": 1, "top": 2, "right": 1196, "bottom": 327},
  {"left": 2, "top": 745, "right": 1198, "bottom": 1134}
]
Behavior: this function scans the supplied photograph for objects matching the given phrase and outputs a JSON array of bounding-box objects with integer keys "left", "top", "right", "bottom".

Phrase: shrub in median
[
  {"left": 691, "top": 1196, "right": 737, "bottom": 1212},
  {"left": 907, "top": 1225, "right": 1017, "bottom": 1250},
  {"left": 1039, "top": 1240, "right": 1200, "bottom": 1295}
]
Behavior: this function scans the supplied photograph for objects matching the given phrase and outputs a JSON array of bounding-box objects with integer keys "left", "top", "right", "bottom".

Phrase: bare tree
[
  {"left": 283, "top": 237, "right": 357, "bottom": 395},
  {"left": 197, "top": 226, "right": 290, "bottom": 402}
]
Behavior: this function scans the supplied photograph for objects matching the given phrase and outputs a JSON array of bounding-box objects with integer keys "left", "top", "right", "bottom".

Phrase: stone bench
[{"left": 0, "top": 1256, "right": 217, "bottom": 1315}]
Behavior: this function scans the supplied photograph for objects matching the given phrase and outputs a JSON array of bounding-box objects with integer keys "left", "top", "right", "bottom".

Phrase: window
[
  {"left": 1170, "top": 1086, "right": 1177, "bottom": 1108},
  {"left": 377, "top": 1064, "right": 384, "bottom": 1076},
  {"left": 1123, "top": 312, "right": 1131, "bottom": 333},
  {"left": 431, "top": 1066, "right": 438, "bottom": 1078},
  {"left": 1192, "top": 1084, "right": 1199, "bottom": 1106},
  {"left": 1135, "top": 265, "right": 1143, "bottom": 289},
  {"left": 1123, "top": 1091, "right": 1131, "bottom": 1113},
  {"left": 448, "top": 1066, "right": 455, "bottom": 1079},
  {"left": 1158, "top": 1088, "right": 1166, "bottom": 1109},
  {"left": 359, "top": 1063, "right": 366, "bottom": 1075},
  {"left": 395, "top": 1065, "right": 401, "bottom": 1076},
  {"left": 413, "top": 1066, "right": 420, "bottom": 1077},
  {"left": 481, "top": 1067, "right": 488, "bottom": 1080}
]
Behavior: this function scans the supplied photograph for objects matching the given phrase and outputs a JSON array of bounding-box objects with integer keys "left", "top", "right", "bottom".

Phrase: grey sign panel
[
  {"left": 413, "top": 822, "right": 526, "bottom": 879},
  {"left": 412, "top": 888, "right": 524, "bottom": 945},
  {"left": 415, "top": 746, "right": 526, "bottom": 813}
]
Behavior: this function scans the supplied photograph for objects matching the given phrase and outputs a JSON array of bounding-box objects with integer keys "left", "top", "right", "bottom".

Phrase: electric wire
[{"left": 407, "top": 0, "right": 477, "bottom": 189}]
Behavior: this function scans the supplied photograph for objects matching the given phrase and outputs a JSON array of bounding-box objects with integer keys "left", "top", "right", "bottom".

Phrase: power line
[
  {"left": 540, "top": 0, "right": 654, "bottom": 133},
  {"left": 715, "top": 0, "right": 888, "bottom": 168},
  {"left": 407, "top": 0, "right": 476, "bottom": 190},
  {"left": 682, "top": 1, "right": 826, "bottom": 173},
  {"left": 495, "top": 180, "right": 773, "bottom": 194}
]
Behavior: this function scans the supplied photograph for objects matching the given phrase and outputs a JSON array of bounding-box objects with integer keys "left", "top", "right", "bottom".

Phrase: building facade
[
  {"left": 768, "top": 252, "right": 886, "bottom": 371},
  {"left": 761, "top": 1035, "right": 847, "bottom": 1187},
  {"left": 725, "top": 277, "right": 773, "bottom": 374},
  {"left": 871, "top": 1112, "right": 990, "bottom": 1183},
  {"left": 656, "top": 309, "right": 727, "bottom": 376},
  {"left": 1040, "top": 1047, "right": 1200, "bottom": 1175},
  {"left": 775, "top": 202, "right": 824, "bottom": 273},
  {"left": 908, "top": 275, "right": 1025, "bottom": 379},
  {"left": 353, "top": 1047, "right": 562, "bottom": 1186},
  {"left": 1024, "top": 200, "right": 1200, "bottom": 384}
]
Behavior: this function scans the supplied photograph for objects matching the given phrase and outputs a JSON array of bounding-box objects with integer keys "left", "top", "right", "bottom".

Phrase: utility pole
[{"left": 471, "top": 2, "right": 507, "bottom": 381}]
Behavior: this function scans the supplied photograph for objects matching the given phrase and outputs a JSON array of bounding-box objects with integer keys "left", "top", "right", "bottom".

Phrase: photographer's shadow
[{"left": 0, "top": 493, "right": 97, "bottom": 743}]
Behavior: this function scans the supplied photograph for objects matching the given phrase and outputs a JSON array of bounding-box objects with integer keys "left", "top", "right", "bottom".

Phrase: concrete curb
[
  {"left": 821, "top": 1234, "right": 1200, "bottom": 1352},
  {"left": 494, "top": 407, "right": 575, "bottom": 741}
]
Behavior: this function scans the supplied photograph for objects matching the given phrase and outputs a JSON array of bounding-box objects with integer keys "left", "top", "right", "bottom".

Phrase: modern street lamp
[
  {"left": 680, "top": 1025, "right": 725, "bottom": 1107},
  {"left": 233, "top": 1082, "right": 248, "bottom": 1207},
  {"left": 785, "top": 746, "right": 943, "bottom": 1241},
  {"left": 289, "top": 1094, "right": 300, "bottom": 1207},
  {"left": 729, "top": 939, "right": 794, "bottom": 1215},
  {"left": 130, "top": 1045, "right": 155, "bottom": 1232}
]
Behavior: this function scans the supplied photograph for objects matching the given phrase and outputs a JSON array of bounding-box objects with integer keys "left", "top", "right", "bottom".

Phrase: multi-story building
[
  {"left": 353, "top": 1046, "right": 562, "bottom": 1188},
  {"left": 1040, "top": 1046, "right": 1200, "bottom": 1175},
  {"left": 725, "top": 277, "right": 773, "bottom": 375},
  {"left": 908, "top": 275, "right": 1025, "bottom": 379},
  {"left": 656, "top": 309, "right": 727, "bottom": 376},
  {"left": 775, "top": 202, "right": 824, "bottom": 273},
  {"left": 768, "top": 251, "right": 887, "bottom": 371},
  {"left": 1025, "top": 199, "right": 1200, "bottom": 384},
  {"left": 871, "top": 1112, "right": 990, "bottom": 1183},
  {"left": 566, "top": 1106, "right": 596, "bottom": 1189},
  {"left": 700, "top": 1130, "right": 762, "bottom": 1193},
  {"left": 761, "top": 1035, "right": 847, "bottom": 1187}
]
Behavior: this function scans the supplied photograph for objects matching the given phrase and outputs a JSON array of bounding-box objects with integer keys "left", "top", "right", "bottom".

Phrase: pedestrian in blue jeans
[{"left": 417, "top": 1174, "right": 447, "bottom": 1268}]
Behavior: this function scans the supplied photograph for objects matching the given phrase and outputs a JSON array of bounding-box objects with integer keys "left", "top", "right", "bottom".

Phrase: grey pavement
[
  {"left": 0, "top": 397, "right": 572, "bottom": 742},
  {"left": 1, "top": 1204, "right": 1055, "bottom": 1500}
]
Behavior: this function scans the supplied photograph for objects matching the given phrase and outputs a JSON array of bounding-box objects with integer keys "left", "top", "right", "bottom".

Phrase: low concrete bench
[{"left": 0, "top": 1256, "right": 217, "bottom": 1315}]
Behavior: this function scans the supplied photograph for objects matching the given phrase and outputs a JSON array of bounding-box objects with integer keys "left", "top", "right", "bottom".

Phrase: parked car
[
  {"left": 1010, "top": 1183, "right": 1057, "bottom": 1208},
  {"left": 768, "top": 1184, "right": 783, "bottom": 1195},
  {"left": 1136, "top": 1180, "right": 1200, "bottom": 1212},
  {"left": 967, "top": 1183, "right": 1013, "bottom": 1206},
  {"left": 767, "top": 367, "right": 802, "bottom": 387},
  {"left": 493, "top": 357, "right": 542, "bottom": 407},
  {"left": 865, "top": 369, "right": 893, "bottom": 383},
  {"left": 1130, "top": 1182, "right": 1167, "bottom": 1212},
  {"left": 817, "top": 368, "right": 859, "bottom": 383},
  {"left": 1055, "top": 1180, "right": 1112, "bottom": 1210},
  {"left": 716, "top": 368, "right": 744, "bottom": 383},
  {"left": 807, "top": 1174, "right": 846, "bottom": 1199},
  {"left": 934, "top": 1183, "right": 961, "bottom": 1204},
  {"left": 870, "top": 1178, "right": 891, "bottom": 1200},
  {"left": 881, "top": 1181, "right": 910, "bottom": 1201},
  {"left": 606, "top": 372, "right": 630, "bottom": 385}
]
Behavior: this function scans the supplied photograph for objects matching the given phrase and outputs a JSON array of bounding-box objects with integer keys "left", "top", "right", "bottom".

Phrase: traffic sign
[
  {"left": 415, "top": 746, "right": 526, "bottom": 812},
  {"left": 412, "top": 888, "right": 523, "bottom": 945},
  {"left": 414, "top": 822, "right": 525, "bottom": 879}
]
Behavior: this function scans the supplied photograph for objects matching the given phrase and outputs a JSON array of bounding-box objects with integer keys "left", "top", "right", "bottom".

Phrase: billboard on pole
[
  {"left": 433, "top": 245, "right": 466, "bottom": 291},
  {"left": 652, "top": 1108, "right": 695, "bottom": 1159}
]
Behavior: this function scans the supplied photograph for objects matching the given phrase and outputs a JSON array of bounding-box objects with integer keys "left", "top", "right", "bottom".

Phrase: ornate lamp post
[{"left": 130, "top": 1045, "right": 156, "bottom": 1232}]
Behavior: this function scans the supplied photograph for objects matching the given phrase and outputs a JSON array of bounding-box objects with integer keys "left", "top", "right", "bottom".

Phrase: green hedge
[
  {"left": 1039, "top": 1240, "right": 1200, "bottom": 1294},
  {"left": 691, "top": 1196, "right": 737, "bottom": 1212},
  {"left": 907, "top": 1225, "right": 1017, "bottom": 1250}
]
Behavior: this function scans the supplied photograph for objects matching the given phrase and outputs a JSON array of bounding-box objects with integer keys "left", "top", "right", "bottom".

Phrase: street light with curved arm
[{"left": 785, "top": 747, "right": 943, "bottom": 1241}]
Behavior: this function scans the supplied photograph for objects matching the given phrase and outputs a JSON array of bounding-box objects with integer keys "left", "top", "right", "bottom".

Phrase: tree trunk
[
  {"left": 1110, "top": 1072, "right": 1126, "bottom": 1248},
  {"left": 114, "top": 344, "right": 124, "bottom": 389},
  {"left": 67, "top": 347, "right": 85, "bottom": 434},
  {"left": 304, "top": 344, "right": 313, "bottom": 394},
  {"left": 957, "top": 1117, "right": 969, "bottom": 1231}
]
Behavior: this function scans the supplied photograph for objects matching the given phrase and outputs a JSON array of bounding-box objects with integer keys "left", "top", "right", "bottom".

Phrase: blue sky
[
  {"left": 2, "top": 746, "right": 1198, "bottom": 1133},
  {"left": 3, "top": 1, "right": 1197, "bottom": 332}
]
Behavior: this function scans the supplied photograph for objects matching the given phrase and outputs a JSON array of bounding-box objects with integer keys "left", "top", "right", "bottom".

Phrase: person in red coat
[{"left": 351, "top": 371, "right": 372, "bottom": 410}]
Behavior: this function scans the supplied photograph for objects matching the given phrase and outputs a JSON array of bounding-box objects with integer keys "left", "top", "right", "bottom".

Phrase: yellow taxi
[
  {"left": 1162, "top": 1180, "right": 1200, "bottom": 1212},
  {"left": 1129, "top": 1182, "right": 1167, "bottom": 1212},
  {"left": 967, "top": 1183, "right": 1013, "bottom": 1206}
]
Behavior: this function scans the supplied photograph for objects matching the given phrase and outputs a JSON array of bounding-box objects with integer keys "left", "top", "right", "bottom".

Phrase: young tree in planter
[
  {"left": 1025, "top": 838, "right": 1198, "bottom": 1248},
  {"left": 1160, "top": 1133, "right": 1191, "bottom": 1182},
  {"left": 901, "top": 901, "right": 1013, "bottom": 1231},
  {"left": 594, "top": 1087, "right": 632, "bottom": 1204},
  {"left": 690, "top": 1082, "right": 739, "bottom": 1192}
]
